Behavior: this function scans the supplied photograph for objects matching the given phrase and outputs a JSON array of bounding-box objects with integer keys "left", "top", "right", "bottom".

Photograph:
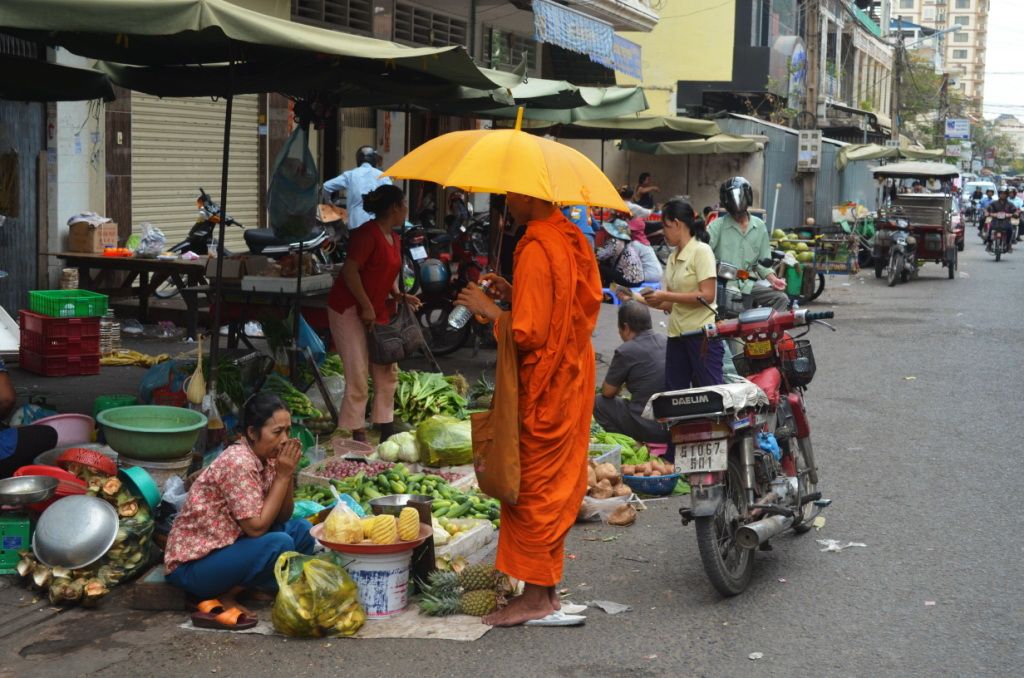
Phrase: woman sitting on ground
[
  {"left": 596, "top": 218, "right": 645, "bottom": 288},
  {"left": 164, "top": 393, "right": 314, "bottom": 630},
  {"left": 0, "top": 358, "right": 58, "bottom": 478}
]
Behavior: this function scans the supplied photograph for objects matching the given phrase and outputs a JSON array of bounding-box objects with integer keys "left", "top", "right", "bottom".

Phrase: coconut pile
[{"left": 585, "top": 461, "right": 637, "bottom": 526}]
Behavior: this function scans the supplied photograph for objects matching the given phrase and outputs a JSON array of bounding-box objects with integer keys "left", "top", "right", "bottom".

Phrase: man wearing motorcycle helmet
[
  {"left": 984, "top": 186, "right": 1019, "bottom": 252},
  {"left": 707, "top": 177, "right": 789, "bottom": 311},
  {"left": 323, "top": 146, "right": 393, "bottom": 231}
]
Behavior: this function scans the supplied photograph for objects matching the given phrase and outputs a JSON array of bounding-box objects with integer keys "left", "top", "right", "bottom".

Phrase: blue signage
[
  {"left": 533, "top": 0, "right": 614, "bottom": 69},
  {"left": 613, "top": 35, "right": 643, "bottom": 80}
]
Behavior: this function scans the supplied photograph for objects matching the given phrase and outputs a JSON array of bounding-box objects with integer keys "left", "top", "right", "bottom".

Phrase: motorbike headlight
[
  {"left": 906, "top": 236, "right": 917, "bottom": 246},
  {"left": 896, "top": 219, "right": 909, "bottom": 228}
]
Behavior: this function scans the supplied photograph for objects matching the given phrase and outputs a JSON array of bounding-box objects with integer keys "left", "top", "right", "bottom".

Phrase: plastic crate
[
  {"left": 19, "top": 348, "right": 100, "bottom": 376},
  {"left": 20, "top": 328, "right": 100, "bottom": 356},
  {"left": 588, "top": 443, "right": 622, "bottom": 470},
  {"left": 19, "top": 309, "right": 101, "bottom": 338},
  {"left": 28, "top": 289, "right": 108, "bottom": 318}
]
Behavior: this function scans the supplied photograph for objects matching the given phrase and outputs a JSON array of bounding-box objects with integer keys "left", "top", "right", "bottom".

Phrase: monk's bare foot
[
  {"left": 483, "top": 584, "right": 553, "bottom": 626},
  {"left": 548, "top": 586, "right": 561, "bottom": 611}
]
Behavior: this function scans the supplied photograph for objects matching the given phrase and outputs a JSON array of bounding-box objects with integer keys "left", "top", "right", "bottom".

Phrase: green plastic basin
[{"left": 96, "top": 405, "right": 207, "bottom": 460}]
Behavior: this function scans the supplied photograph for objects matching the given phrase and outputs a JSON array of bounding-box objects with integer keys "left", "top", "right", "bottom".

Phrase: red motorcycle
[{"left": 646, "top": 306, "right": 835, "bottom": 596}]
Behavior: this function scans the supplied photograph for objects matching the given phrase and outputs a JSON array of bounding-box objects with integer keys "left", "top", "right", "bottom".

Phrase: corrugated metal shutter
[{"left": 131, "top": 94, "right": 260, "bottom": 252}]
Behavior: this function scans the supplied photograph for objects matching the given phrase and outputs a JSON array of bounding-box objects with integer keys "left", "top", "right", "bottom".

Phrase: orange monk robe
[{"left": 494, "top": 210, "right": 602, "bottom": 587}]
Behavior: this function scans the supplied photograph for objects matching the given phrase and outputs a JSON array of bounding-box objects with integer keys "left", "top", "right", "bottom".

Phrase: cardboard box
[
  {"left": 67, "top": 221, "right": 119, "bottom": 253},
  {"left": 205, "top": 255, "right": 270, "bottom": 280}
]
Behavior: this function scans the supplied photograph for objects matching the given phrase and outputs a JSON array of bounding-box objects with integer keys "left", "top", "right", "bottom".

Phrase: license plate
[
  {"left": 674, "top": 439, "right": 729, "bottom": 474},
  {"left": 410, "top": 246, "right": 428, "bottom": 261},
  {"left": 746, "top": 339, "right": 772, "bottom": 357}
]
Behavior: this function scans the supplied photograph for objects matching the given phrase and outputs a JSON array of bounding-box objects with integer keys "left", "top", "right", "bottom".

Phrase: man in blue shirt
[
  {"left": 561, "top": 204, "right": 595, "bottom": 250},
  {"left": 322, "top": 146, "right": 393, "bottom": 231},
  {"left": 979, "top": 188, "right": 996, "bottom": 211}
]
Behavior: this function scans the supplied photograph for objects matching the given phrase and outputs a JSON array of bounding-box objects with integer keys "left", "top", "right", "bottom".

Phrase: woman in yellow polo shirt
[{"left": 641, "top": 198, "right": 723, "bottom": 390}]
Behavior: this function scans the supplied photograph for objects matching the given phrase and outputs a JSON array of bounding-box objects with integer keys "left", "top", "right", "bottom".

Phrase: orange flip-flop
[{"left": 190, "top": 599, "right": 258, "bottom": 631}]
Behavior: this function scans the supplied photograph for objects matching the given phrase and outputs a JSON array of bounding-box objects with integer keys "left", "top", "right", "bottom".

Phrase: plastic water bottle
[{"left": 448, "top": 280, "right": 491, "bottom": 329}]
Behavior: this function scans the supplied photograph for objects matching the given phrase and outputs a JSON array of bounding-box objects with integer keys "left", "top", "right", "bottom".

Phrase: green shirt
[{"left": 707, "top": 213, "right": 773, "bottom": 294}]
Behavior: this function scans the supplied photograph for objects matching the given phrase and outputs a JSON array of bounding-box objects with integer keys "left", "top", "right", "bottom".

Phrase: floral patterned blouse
[{"left": 164, "top": 441, "right": 277, "bottom": 573}]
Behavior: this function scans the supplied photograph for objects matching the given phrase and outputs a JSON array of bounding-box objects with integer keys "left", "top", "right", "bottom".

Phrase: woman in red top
[{"left": 328, "top": 185, "right": 420, "bottom": 442}]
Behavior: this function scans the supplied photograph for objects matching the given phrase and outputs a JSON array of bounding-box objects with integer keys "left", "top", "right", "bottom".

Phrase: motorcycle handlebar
[{"left": 804, "top": 311, "right": 834, "bottom": 322}]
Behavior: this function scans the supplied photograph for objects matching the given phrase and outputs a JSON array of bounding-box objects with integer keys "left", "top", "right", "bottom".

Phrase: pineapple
[
  {"left": 369, "top": 515, "right": 398, "bottom": 545},
  {"left": 418, "top": 590, "right": 461, "bottom": 617},
  {"left": 422, "top": 570, "right": 461, "bottom": 598},
  {"left": 459, "top": 589, "right": 497, "bottom": 616},
  {"left": 458, "top": 563, "right": 496, "bottom": 592},
  {"left": 398, "top": 507, "right": 419, "bottom": 541},
  {"left": 361, "top": 516, "right": 376, "bottom": 540}
]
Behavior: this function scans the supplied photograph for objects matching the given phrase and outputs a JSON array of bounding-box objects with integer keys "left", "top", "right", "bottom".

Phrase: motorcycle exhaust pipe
[{"left": 736, "top": 514, "right": 794, "bottom": 550}]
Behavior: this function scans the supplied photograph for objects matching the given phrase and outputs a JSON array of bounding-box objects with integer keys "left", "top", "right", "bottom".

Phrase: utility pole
[
  {"left": 935, "top": 72, "right": 949, "bottom": 150},
  {"left": 801, "top": 0, "right": 820, "bottom": 223},
  {"left": 890, "top": 19, "right": 904, "bottom": 142}
]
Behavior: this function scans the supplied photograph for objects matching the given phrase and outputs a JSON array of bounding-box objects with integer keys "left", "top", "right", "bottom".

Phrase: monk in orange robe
[{"left": 456, "top": 192, "right": 602, "bottom": 625}]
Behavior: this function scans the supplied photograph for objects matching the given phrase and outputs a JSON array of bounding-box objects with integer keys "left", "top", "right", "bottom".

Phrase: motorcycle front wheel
[
  {"left": 694, "top": 459, "right": 754, "bottom": 596},
  {"left": 886, "top": 252, "right": 901, "bottom": 287},
  {"left": 416, "top": 302, "right": 470, "bottom": 357}
]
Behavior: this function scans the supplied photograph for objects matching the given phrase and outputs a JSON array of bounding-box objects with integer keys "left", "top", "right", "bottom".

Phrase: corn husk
[
  {"left": 16, "top": 554, "right": 36, "bottom": 578},
  {"left": 31, "top": 564, "right": 52, "bottom": 589}
]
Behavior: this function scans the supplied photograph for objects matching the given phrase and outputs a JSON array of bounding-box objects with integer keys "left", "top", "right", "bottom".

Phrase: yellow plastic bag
[{"left": 271, "top": 551, "right": 365, "bottom": 638}]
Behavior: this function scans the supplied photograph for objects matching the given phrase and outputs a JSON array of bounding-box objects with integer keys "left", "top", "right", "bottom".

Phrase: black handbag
[{"left": 366, "top": 301, "right": 424, "bottom": 364}]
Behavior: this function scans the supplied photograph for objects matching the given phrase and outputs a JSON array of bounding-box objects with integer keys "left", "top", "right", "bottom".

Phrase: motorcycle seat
[
  {"left": 244, "top": 226, "right": 324, "bottom": 253},
  {"left": 643, "top": 380, "right": 769, "bottom": 422},
  {"left": 746, "top": 367, "right": 782, "bottom": 408}
]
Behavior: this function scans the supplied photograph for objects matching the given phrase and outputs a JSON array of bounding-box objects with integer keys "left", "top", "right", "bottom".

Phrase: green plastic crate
[{"left": 28, "top": 289, "right": 108, "bottom": 318}]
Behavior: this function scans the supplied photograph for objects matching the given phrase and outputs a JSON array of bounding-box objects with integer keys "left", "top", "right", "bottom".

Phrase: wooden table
[{"left": 50, "top": 252, "right": 207, "bottom": 338}]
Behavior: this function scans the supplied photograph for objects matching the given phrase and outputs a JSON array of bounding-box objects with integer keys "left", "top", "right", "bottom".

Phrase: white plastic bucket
[{"left": 341, "top": 551, "right": 411, "bottom": 618}]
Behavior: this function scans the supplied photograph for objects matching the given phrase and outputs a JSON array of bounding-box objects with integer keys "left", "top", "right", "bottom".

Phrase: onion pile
[{"left": 319, "top": 459, "right": 394, "bottom": 480}]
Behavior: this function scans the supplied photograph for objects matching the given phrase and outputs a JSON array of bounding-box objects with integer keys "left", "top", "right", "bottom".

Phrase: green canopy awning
[
  {"left": 620, "top": 133, "right": 765, "bottom": 155},
  {"left": 835, "top": 143, "right": 945, "bottom": 170},
  {"left": 528, "top": 115, "right": 721, "bottom": 141},
  {"left": 1, "top": 55, "right": 114, "bottom": 101},
  {"left": 0, "top": 0, "right": 506, "bottom": 90}
]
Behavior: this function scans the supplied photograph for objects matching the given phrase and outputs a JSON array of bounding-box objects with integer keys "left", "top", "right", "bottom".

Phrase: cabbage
[
  {"left": 377, "top": 440, "right": 400, "bottom": 462},
  {"left": 387, "top": 432, "right": 420, "bottom": 463},
  {"left": 416, "top": 415, "right": 473, "bottom": 467}
]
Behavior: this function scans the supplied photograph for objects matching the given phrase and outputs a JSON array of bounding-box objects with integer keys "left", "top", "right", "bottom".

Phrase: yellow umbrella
[{"left": 383, "top": 108, "right": 628, "bottom": 212}]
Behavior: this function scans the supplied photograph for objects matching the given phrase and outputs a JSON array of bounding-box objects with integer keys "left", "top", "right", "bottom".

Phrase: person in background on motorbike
[
  {"left": 707, "top": 177, "right": 789, "bottom": 311},
  {"left": 328, "top": 185, "right": 421, "bottom": 443},
  {"left": 1009, "top": 188, "right": 1023, "bottom": 241},
  {"left": 633, "top": 172, "right": 659, "bottom": 209},
  {"left": 640, "top": 198, "right": 723, "bottom": 391},
  {"left": 322, "top": 146, "right": 392, "bottom": 232},
  {"left": 980, "top": 188, "right": 996, "bottom": 211},
  {"left": 595, "top": 302, "right": 670, "bottom": 444},
  {"left": 984, "top": 186, "right": 1019, "bottom": 253}
]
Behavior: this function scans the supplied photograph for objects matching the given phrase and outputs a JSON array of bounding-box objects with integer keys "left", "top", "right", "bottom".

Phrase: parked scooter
[
  {"left": 886, "top": 219, "right": 917, "bottom": 286},
  {"left": 645, "top": 305, "right": 835, "bottom": 596},
  {"left": 157, "top": 188, "right": 329, "bottom": 298}
]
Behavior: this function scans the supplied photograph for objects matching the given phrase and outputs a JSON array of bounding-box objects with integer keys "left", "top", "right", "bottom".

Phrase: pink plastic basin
[{"left": 33, "top": 413, "right": 95, "bottom": 448}]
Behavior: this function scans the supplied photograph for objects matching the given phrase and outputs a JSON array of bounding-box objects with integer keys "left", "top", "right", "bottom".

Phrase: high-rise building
[{"left": 881, "top": 0, "right": 989, "bottom": 112}]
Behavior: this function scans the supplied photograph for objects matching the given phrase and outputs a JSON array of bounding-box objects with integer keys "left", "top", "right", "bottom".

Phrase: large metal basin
[
  {"left": 33, "top": 495, "right": 119, "bottom": 569},
  {"left": 95, "top": 405, "right": 207, "bottom": 460}
]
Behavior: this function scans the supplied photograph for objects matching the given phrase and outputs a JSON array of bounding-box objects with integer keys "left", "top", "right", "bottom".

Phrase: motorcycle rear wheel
[{"left": 694, "top": 459, "right": 754, "bottom": 596}]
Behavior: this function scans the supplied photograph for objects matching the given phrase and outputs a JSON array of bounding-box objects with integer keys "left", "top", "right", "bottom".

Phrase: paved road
[{"left": 2, "top": 236, "right": 1022, "bottom": 677}]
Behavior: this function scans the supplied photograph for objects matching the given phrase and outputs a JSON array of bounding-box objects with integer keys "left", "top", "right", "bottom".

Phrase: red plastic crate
[
  {"left": 19, "top": 348, "right": 100, "bottom": 376},
  {"left": 20, "top": 328, "right": 101, "bottom": 356},
  {"left": 19, "top": 310, "right": 100, "bottom": 339}
]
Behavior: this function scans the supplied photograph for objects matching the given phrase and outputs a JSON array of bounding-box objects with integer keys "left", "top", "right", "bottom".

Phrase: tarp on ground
[
  {"left": 526, "top": 115, "right": 721, "bottom": 141},
  {"left": 0, "top": 55, "right": 114, "bottom": 101},
  {"left": 835, "top": 143, "right": 945, "bottom": 170},
  {"left": 619, "top": 133, "right": 766, "bottom": 155},
  {"left": 0, "top": 0, "right": 508, "bottom": 90}
]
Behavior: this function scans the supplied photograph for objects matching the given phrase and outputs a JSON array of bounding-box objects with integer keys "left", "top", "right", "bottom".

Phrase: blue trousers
[
  {"left": 665, "top": 335, "right": 724, "bottom": 391},
  {"left": 167, "top": 519, "right": 315, "bottom": 599}
]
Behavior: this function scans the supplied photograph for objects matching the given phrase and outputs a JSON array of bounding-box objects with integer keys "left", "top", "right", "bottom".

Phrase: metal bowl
[
  {"left": 0, "top": 476, "right": 58, "bottom": 506},
  {"left": 32, "top": 495, "right": 119, "bottom": 569},
  {"left": 369, "top": 494, "right": 434, "bottom": 524}
]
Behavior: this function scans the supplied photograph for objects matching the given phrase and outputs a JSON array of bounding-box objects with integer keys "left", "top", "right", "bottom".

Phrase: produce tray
[
  {"left": 19, "top": 309, "right": 101, "bottom": 339},
  {"left": 19, "top": 348, "right": 100, "bottom": 376},
  {"left": 588, "top": 443, "right": 622, "bottom": 470},
  {"left": 28, "top": 289, "right": 108, "bottom": 318},
  {"left": 436, "top": 519, "right": 496, "bottom": 560},
  {"left": 20, "top": 328, "right": 100, "bottom": 357}
]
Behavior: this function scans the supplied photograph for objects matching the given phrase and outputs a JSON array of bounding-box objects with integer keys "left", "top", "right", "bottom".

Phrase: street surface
[{"left": 2, "top": 236, "right": 1022, "bottom": 677}]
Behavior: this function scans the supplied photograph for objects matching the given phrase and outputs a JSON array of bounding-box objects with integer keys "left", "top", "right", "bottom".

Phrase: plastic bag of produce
[
  {"left": 321, "top": 500, "right": 363, "bottom": 544},
  {"left": 97, "top": 511, "right": 155, "bottom": 581},
  {"left": 416, "top": 415, "right": 473, "bottom": 467},
  {"left": 272, "top": 551, "right": 365, "bottom": 638},
  {"left": 305, "top": 374, "right": 345, "bottom": 416},
  {"left": 577, "top": 495, "right": 632, "bottom": 524}
]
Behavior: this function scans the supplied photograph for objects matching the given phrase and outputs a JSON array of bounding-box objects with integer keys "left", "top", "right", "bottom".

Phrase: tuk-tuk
[{"left": 871, "top": 161, "right": 960, "bottom": 284}]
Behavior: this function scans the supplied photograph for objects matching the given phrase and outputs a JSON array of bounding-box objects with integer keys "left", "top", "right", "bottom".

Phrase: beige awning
[
  {"left": 619, "top": 133, "right": 766, "bottom": 155},
  {"left": 835, "top": 143, "right": 945, "bottom": 170}
]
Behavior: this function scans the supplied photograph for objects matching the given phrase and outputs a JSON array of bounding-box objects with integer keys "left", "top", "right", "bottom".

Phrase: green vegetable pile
[
  {"left": 591, "top": 431, "right": 650, "bottom": 465},
  {"left": 296, "top": 463, "right": 501, "bottom": 528},
  {"left": 394, "top": 371, "right": 468, "bottom": 426},
  {"left": 262, "top": 372, "right": 323, "bottom": 419}
]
